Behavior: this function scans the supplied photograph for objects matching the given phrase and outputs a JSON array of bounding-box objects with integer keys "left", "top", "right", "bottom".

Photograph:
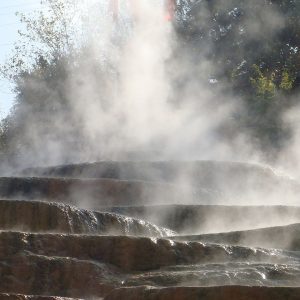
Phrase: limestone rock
[
  {"left": 104, "top": 286, "right": 300, "bottom": 300},
  {"left": 0, "top": 294, "right": 81, "bottom": 300},
  {"left": 172, "top": 222, "right": 300, "bottom": 250},
  {"left": 0, "top": 200, "right": 174, "bottom": 237}
]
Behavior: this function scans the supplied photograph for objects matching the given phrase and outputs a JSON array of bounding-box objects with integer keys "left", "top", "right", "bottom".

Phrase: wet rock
[
  {"left": 0, "top": 177, "right": 213, "bottom": 206},
  {"left": 102, "top": 204, "right": 300, "bottom": 234},
  {"left": 6, "top": 160, "right": 300, "bottom": 207},
  {"left": 124, "top": 262, "right": 300, "bottom": 287},
  {"left": 1, "top": 230, "right": 300, "bottom": 298},
  {"left": 2, "top": 230, "right": 299, "bottom": 298},
  {"left": 104, "top": 286, "right": 300, "bottom": 300},
  {"left": 2, "top": 161, "right": 300, "bottom": 299},
  {"left": 0, "top": 200, "right": 174, "bottom": 237},
  {"left": 20, "top": 161, "right": 300, "bottom": 205},
  {"left": 0, "top": 232, "right": 292, "bottom": 273},
  {"left": 0, "top": 253, "right": 117, "bottom": 298},
  {"left": 172, "top": 223, "right": 300, "bottom": 251},
  {"left": 20, "top": 161, "right": 287, "bottom": 187},
  {"left": 0, "top": 294, "right": 81, "bottom": 300},
  {"left": 0, "top": 177, "right": 156, "bottom": 205}
]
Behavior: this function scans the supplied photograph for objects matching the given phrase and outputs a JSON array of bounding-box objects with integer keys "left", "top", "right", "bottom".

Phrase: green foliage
[
  {"left": 250, "top": 65, "right": 276, "bottom": 100},
  {"left": 0, "top": 0, "right": 299, "bottom": 163},
  {"left": 0, "top": 0, "right": 79, "bottom": 80},
  {"left": 177, "top": 0, "right": 300, "bottom": 91},
  {"left": 176, "top": 0, "right": 300, "bottom": 153},
  {"left": 250, "top": 65, "right": 295, "bottom": 99},
  {"left": 0, "top": 0, "right": 82, "bottom": 164},
  {"left": 279, "top": 69, "right": 295, "bottom": 91}
]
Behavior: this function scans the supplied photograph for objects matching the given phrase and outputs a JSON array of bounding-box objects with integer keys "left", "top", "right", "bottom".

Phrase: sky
[{"left": 0, "top": 0, "right": 41, "bottom": 119}]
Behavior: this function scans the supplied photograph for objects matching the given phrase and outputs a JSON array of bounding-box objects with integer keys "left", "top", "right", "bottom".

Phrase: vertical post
[{"left": 165, "top": 0, "right": 176, "bottom": 21}]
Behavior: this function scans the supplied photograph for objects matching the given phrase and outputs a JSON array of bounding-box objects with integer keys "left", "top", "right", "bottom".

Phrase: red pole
[{"left": 165, "top": 0, "right": 176, "bottom": 21}]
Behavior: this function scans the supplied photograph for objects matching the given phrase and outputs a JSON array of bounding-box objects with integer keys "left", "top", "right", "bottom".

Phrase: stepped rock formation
[
  {"left": 0, "top": 200, "right": 173, "bottom": 236},
  {"left": 0, "top": 295, "right": 79, "bottom": 300},
  {"left": 0, "top": 177, "right": 217, "bottom": 206},
  {"left": 21, "top": 161, "right": 300, "bottom": 205},
  {"left": 102, "top": 204, "right": 300, "bottom": 233},
  {"left": 172, "top": 222, "right": 300, "bottom": 250},
  {"left": 105, "top": 286, "right": 300, "bottom": 300},
  {"left": 1, "top": 230, "right": 300, "bottom": 298},
  {"left": 1, "top": 160, "right": 300, "bottom": 299}
]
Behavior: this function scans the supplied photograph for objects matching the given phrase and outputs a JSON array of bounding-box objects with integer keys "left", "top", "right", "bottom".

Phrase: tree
[
  {"left": 175, "top": 0, "right": 300, "bottom": 154},
  {"left": 0, "top": 0, "right": 91, "bottom": 166},
  {"left": 1, "top": 0, "right": 300, "bottom": 166},
  {"left": 1, "top": 0, "right": 82, "bottom": 81},
  {"left": 0, "top": 0, "right": 123, "bottom": 167}
]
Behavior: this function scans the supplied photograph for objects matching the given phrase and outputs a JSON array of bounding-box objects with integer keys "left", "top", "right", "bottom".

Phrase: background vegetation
[{"left": 0, "top": 0, "right": 299, "bottom": 167}]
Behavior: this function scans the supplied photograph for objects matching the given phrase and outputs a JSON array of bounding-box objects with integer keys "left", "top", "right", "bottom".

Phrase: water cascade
[{"left": 1, "top": 161, "right": 300, "bottom": 299}]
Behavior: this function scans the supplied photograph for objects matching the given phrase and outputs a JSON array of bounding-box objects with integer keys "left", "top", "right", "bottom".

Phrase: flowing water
[{"left": 1, "top": 161, "right": 300, "bottom": 299}]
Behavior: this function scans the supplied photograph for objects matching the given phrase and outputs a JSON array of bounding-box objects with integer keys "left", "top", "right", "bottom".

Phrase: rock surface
[
  {"left": 0, "top": 294, "right": 80, "bottom": 300},
  {"left": 104, "top": 286, "right": 300, "bottom": 300},
  {"left": 0, "top": 231, "right": 283, "bottom": 272},
  {"left": 1, "top": 252, "right": 116, "bottom": 298},
  {"left": 172, "top": 222, "right": 300, "bottom": 250},
  {"left": 102, "top": 204, "right": 300, "bottom": 233},
  {"left": 1, "top": 230, "right": 300, "bottom": 298},
  {"left": 123, "top": 262, "right": 300, "bottom": 287},
  {"left": 0, "top": 177, "right": 213, "bottom": 206},
  {"left": 1, "top": 160, "right": 300, "bottom": 299},
  {"left": 20, "top": 161, "right": 300, "bottom": 205},
  {"left": 0, "top": 200, "right": 173, "bottom": 237}
]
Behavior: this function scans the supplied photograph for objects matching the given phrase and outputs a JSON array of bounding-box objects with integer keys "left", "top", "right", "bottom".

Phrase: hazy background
[{"left": 0, "top": 0, "right": 299, "bottom": 178}]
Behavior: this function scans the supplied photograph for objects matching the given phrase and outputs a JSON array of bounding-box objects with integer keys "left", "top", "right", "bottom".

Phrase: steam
[
  {"left": 68, "top": 0, "right": 176, "bottom": 159},
  {"left": 51, "top": 0, "right": 255, "bottom": 164},
  {"left": 4, "top": 0, "right": 256, "bottom": 167},
  {"left": 4, "top": 0, "right": 300, "bottom": 209},
  {"left": 277, "top": 103, "right": 300, "bottom": 178}
]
